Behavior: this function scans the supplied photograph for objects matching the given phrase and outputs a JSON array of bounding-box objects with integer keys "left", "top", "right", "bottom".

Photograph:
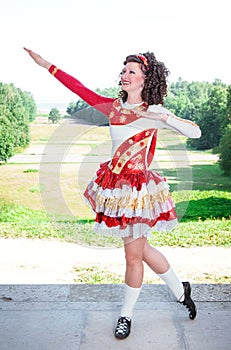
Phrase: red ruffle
[
  {"left": 93, "top": 161, "right": 165, "bottom": 191},
  {"left": 84, "top": 160, "right": 177, "bottom": 231},
  {"left": 95, "top": 209, "right": 177, "bottom": 229}
]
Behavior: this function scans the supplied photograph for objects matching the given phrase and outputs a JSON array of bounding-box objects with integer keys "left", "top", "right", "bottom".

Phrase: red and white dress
[{"left": 49, "top": 65, "right": 201, "bottom": 238}]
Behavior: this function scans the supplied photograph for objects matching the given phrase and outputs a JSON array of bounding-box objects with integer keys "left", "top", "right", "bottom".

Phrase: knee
[{"left": 125, "top": 251, "right": 142, "bottom": 267}]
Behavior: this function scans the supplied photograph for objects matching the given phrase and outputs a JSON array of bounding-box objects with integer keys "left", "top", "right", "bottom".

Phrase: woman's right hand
[{"left": 23, "top": 47, "right": 52, "bottom": 70}]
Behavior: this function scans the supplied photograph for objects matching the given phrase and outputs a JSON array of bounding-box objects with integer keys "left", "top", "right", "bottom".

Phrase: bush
[
  {"left": 218, "top": 127, "right": 231, "bottom": 175},
  {"left": 0, "top": 82, "right": 36, "bottom": 162},
  {"left": 48, "top": 107, "right": 62, "bottom": 123},
  {"left": 0, "top": 116, "right": 15, "bottom": 161}
]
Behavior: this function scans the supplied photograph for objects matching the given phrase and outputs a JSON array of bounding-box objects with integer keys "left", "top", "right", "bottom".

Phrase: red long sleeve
[{"left": 49, "top": 65, "right": 115, "bottom": 116}]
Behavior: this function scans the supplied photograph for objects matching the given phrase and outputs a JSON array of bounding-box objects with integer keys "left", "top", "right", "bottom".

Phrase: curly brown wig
[{"left": 119, "top": 52, "right": 170, "bottom": 105}]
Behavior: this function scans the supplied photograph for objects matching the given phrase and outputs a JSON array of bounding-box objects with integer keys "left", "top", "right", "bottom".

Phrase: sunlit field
[{"left": 0, "top": 116, "right": 230, "bottom": 250}]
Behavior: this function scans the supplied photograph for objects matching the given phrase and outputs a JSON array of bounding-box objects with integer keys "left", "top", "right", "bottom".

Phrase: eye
[{"left": 129, "top": 70, "right": 135, "bottom": 74}]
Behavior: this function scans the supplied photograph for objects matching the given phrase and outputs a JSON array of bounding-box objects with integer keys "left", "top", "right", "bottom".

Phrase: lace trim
[{"left": 94, "top": 219, "right": 178, "bottom": 237}]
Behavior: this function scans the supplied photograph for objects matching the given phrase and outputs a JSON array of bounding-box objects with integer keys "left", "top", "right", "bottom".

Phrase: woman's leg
[
  {"left": 124, "top": 237, "right": 147, "bottom": 287},
  {"left": 142, "top": 241, "right": 197, "bottom": 319},
  {"left": 142, "top": 240, "right": 170, "bottom": 274},
  {"left": 121, "top": 237, "right": 147, "bottom": 317},
  {"left": 115, "top": 237, "right": 146, "bottom": 340},
  {"left": 142, "top": 241, "right": 184, "bottom": 300}
]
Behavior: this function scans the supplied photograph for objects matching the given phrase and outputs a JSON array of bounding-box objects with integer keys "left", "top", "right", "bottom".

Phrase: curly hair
[{"left": 119, "top": 52, "right": 170, "bottom": 105}]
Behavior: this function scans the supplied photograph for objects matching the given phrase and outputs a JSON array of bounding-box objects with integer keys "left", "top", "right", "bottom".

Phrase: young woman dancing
[{"left": 24, "top": 48, "right": 201, "bottom": 340}]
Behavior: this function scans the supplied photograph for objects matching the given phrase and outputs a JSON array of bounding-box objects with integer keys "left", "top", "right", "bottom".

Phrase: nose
[{"left": 121, "top": 70, "right": 128, "bottom": 80}]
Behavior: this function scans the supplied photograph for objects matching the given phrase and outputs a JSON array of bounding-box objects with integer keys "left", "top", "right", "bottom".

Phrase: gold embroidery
[
  {"left": 95, "top": 189, "right": 170, "bottom": 210},
  {"left": 120, "top": 115, "right": 127, "bottom": 123},
  {"left": 133, "top": 163, "right": 144, "bottom": 171},
  {"left": 51, "top": 66, "right": 58, "bottom": 76},
  {"left": 122, "top": 109, "right": 132, "bottom": 115},
  {"left": 112, "top": 136, "right": 150, "bottom": 174},
  {"left": 110, "top": 99, "right": 148, "bottom": 124}
]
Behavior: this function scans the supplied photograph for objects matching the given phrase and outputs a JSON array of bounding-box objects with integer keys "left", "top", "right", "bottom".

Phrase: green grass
[
  {"left": 0, "top": 199, "right": 50, "bottom": 223},
  {"left": 0, "top": 209, "right": 230, "bottom": 248},
  {"left": 23, "top": 168, "right": 39, "bottom": 173},
  {"left": 73, "top": 265, "right": 124, "bottom": 284},
  {"left": 173, "top": 190, "right": 231, "bottom": 221},
  {"left": 0, "top": 161, "right": 231, "bottom": 248},
  {"left": 192, "top": 274, "right": 231, "bottom": 284},
  {"left": 0, "top": 120, "right": 230, "bottom": 248},
  {"left": 72, "top": 265, "right": 153, "bottom": 284},
  {"left": 150, "top": 219, "right": 230, "bottom": 247},
  {"left": 163, "top": 163, "right": 231, "bottom": 192},
  {"left": 1, "top": 117, "right": 230, "bottom": 284},
  {"left": 72, "top": 265, "right": 231, "bottom": 284}
]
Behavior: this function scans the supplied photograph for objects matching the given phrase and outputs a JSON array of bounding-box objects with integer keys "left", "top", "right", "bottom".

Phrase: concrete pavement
[{"left": 0, "top": 284, "right": 230, "bottom": 350}]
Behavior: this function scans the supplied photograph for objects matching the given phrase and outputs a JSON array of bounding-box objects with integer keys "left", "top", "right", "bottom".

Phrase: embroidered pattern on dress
[
  {"left": 96, "top": 189, "right": 170, "bottom": 211},
  {"left": 110, "top": 129, "right": 155, "bottom": 174},
  {"left": 109, "top": 99, "right": 148, "bottom": 125}
]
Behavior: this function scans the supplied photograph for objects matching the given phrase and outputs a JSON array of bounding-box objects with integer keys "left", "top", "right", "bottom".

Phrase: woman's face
[{"left": 120, "top": 62, "right": 145, "bottom": 94}]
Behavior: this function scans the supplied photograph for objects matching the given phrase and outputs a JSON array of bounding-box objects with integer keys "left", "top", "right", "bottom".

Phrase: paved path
[
  {"left": 0, "top": 239, "right": 230, "bottom": 349},
  {"left": 0, "top": 284, "right": 230, "bottom": 350}
]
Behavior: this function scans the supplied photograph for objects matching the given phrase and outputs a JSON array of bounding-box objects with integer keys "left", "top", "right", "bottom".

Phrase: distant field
[{"left": 0, "top": 116, "right": 230, "bottom": 249}]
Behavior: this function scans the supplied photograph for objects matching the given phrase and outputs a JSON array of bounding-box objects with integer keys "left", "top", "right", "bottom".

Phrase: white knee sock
[
  {"left": 158, "top": 267, "right": 184, "bottom": 302},
  {"left": 120, "top": 284, "right": 141, "bottom": 319}
]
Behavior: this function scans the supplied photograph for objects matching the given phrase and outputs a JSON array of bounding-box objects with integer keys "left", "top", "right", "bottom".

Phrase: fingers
[
  {"left": 23, "top": 47, "right": 31, "bottom": 53},
  {"left": 131, "top": 109, "right": 146, "bottom": 116},
  {"left": 23, "top": 47, "right": 40, "bottom": 61},
  {"left": 23, "top": 47, "right": 36, "bottom": 58},
  {"left": 23, "top": 47, "right": 39, "bottom": 58},
  {"left": 133, "top": 110, "right": 150, "bottom": 118}
]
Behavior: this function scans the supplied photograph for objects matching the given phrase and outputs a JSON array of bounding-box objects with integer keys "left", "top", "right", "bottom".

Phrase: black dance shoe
[
  {"left": 114, "top": 316, "right": 131, "bottom": 339},
  {"left": 180, "top": 281, "right": 197, "bottom": 320}
]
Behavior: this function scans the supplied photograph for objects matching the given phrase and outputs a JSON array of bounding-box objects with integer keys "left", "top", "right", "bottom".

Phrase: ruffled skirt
[{"left": 84, "top": 161, "right": 177, "bottom": 238}]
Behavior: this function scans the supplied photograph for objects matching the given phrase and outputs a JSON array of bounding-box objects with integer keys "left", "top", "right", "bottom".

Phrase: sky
[{"left": 0, "top": 0, "right": 230, "bottom": 110}]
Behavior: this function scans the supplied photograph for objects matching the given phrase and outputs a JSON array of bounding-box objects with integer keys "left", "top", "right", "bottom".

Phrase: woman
[{"left": 24, "top": 48, "right": 201, "bottom": 340}]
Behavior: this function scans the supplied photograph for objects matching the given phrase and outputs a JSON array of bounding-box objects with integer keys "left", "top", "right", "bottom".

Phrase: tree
[
  {"left": 165, "top": 79, "right": 210, "bottom": 123},
  {"left": 218, "top": 127, "right": 231, "bottom": 175},
  {"left": 65, "top": 87, "right": 119, "bottom": 125},
  {"left": 0, "top": 82, "right": 33, "bottom": 162},
  {"left": 217, "top": 85, "right": 231, "bottom": 174},
  {"left": 66, "top": 100, "right": 88, "bottom": 115},
  {"left": 225, "top": 85, "right": 231, "bottom": 125},
  {"left": 166, "top": 79, "right": 229, "bottom": 150},
  {"left": 95, "top": 87, "right": 119, "bottom": 98},
  {"left": 0, "top": 116, "right": 15, "bottom": 161},
  {"left": 188, "top": 81, "right": 228, "bottom": 150},
  {"left": 20, "top": 91, "right": 37, "bottom": 122},
  {"left": 66, "top": 101, "right": 76, "bottom": 115},
  {"left": 48, "top": 107, "right": 61, "bottom": 123}
]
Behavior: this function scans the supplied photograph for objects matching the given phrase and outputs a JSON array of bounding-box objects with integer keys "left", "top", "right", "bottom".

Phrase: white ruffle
[
  {"left": 91, "top": 177, "right": 169, "bottom": 199},
  {"left": 87, "top": 179, "right": 174, "bottom": 219},
  {"left": 94, "top": 218, "right": 178, "bottom": 238}
]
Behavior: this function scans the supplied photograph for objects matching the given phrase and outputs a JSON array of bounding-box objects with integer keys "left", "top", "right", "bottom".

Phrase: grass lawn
[
  {"left": 0, "top": 116, "right": 230, "bottom": 283},
  {"left": 0, "top": 116, "right": 230, "bottom": 249}
]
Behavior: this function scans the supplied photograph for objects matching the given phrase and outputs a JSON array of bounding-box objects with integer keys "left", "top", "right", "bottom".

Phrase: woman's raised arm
[
  {"left": 23, "top": 47, "right": 114, "bottom": 116},
  {"left": 23, "top": 48, "right": 52, "bottom": 70}
]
